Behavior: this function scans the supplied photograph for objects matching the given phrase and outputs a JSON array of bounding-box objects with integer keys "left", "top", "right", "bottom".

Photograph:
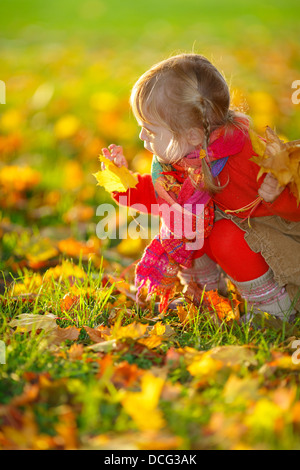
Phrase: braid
[{"left": 197, "top": 97, "right": 221, "bottom": 193}]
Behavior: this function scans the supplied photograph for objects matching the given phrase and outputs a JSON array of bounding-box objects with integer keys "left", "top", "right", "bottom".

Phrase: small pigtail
[{"left": 197, "top": 97, "right": 222, "bottom": 194}]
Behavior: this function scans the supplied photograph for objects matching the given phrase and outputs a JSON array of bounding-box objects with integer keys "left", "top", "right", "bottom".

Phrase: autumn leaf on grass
[
  {"left": 93, "top": 155, "right": 138, "bottom": 193},
  {"left": 112, "top": 361, "right": 143, "bottom": 388},
  {"left": 184, "top": 345, "right": 257, "bottom": 378},
  {"left": 203, "top": 290, "right": 240, "bottom": 322},
  {"left": 187, "top": 352, "right": 224, "bottom": 379},
  {"left": 121, "top": 372, "right": 166, "bottom": 431},
  {"left": 47, "top": 325, "right": 80, "bottom": 346},
  {"left": 176, "top": 302, "right": 199, "bottom": 325},
  {"left": 111, "top": 321, "right": 148, "bottom": 341},
  {"left": 138, "top": 321, "right": 176, "bottom": 349},
  {"left": 84, "top": 325, "right": 112, "bottom": 343},
  {"left": 9, "top": 313, "right": 80, "bottom": 345},
  {"left": 107, "top": 275, "right": 138, "bottom": 303},
  {"left": 250, "top": 127, "right": 300, "bottom": 202},
  {"left": 9, "top": 313, "right": 58, "bottom": 333},
  {"left": 209, "top": 345, "right": 258, "bottom": 367},
  {"left": 60, "top": 293, "right": 80, "bottom": 312}
]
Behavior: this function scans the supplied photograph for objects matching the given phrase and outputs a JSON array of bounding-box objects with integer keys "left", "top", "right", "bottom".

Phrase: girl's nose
[{"left": 139, "top": 128, "right": 148, "bottom": 141}]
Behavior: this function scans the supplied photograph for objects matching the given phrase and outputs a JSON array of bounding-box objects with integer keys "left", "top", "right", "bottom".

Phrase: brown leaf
[
  {"left": 68, "top": 343, "right": 84, "bottom": 360},
  {"left": 84, "top": 325, "right": 111, "bottom": 343},
  {"left": 48, "top": 325, "right": 80, "bottom": 345}
]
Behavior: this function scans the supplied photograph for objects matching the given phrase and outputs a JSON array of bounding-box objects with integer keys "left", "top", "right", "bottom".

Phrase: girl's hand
[
  {"left": 258, "top": 173, "right": 285, "bottom": 203},
  {"left": 102, "top": 144, "right": 128, "bottom": 168}
]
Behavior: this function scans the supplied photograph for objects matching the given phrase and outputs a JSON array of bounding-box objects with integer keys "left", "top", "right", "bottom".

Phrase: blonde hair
[{"left": 130, "top": 53, "right": 249, "bottom": 193}]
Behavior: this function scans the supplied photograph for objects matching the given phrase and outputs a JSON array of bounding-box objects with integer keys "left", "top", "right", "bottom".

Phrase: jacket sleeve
[
  {"left": 261, "top": 185, "right": 300, "bottom": 221},
  {"left": 112, "top": 173, "right": 159, "bottom": 215}
]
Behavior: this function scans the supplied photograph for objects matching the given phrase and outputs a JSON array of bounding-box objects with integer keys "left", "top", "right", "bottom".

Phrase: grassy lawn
[{"left": 0, "top": 0, "right": 300, "bottom": 450}]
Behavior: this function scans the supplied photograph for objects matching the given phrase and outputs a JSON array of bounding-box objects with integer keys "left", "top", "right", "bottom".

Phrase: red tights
[{"left": 197, "top": 219, "right": 269, "bottom": 282}]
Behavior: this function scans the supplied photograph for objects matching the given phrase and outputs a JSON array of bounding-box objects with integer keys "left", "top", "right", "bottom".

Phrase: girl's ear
[{"left": 186, "top": 128, "right": 204, "bottom": 146}]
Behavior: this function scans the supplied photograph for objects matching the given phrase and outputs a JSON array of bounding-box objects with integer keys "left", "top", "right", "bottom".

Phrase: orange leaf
[
  {"left": 112, "top": 361, "right": 143, "bottom": 388},
  {"left": 60, "top": 293, "right": 80, "bottom": 312},
  {"left": 203, "top": 290, "right": 240, "bottom": 322}
]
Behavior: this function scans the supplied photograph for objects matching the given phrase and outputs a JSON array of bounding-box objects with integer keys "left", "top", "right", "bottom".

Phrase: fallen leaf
[
  {"left": 121, "top": 372, "right": 166, "bottom": 431},
  {"left": 111, "top": 321, "right": 148, "bottom": 341},
  {"left": 84, "top": 325, "right": 112, "bottom": 343},
  {"left": 47, "top": 325, "right": 80, "bottom": 345},
  {"left": 203, "top": 290, "right": 240, "bottom": 322},
  {"left": 68, "top": 343, "right": 84, "bottom": 360},
  {"left": 9, "top": 313, "right": 58, "bottom": 332},
  {"left": 209, "top": 345, "right": 258, "bottom": 367},
  {"left": 86, "top": 339, "right": 117, "bottom": 352},
  {"left": 111, "top": 361, "right": 143, "bottom": 388},
  {"left": 138, "top": 335, "right": 163, "bottom": 349},
  {"left": 60, "top": 293, "right": 80, "bottom": 312},
  {"left": 187, "top": 353, "right": 223, "bottom": 378}
]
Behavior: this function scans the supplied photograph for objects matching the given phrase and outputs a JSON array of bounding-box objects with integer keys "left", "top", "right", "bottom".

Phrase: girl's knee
[
  {"left": 208, "top": 218, "right": 269, "bottom": 281},
  {"left": 209, "top": 219, "right": 244, "bottom": 257}
]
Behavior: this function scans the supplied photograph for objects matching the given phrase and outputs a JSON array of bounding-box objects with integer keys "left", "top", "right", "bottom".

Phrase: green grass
[
  {"left": 1, "top": 259, "right": 300, "bottom": 449},
  {"left": 1, "top": 0, "right": 300, "bottom": 451}
]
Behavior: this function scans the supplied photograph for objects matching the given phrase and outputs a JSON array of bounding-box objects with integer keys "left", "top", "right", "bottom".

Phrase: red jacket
[{"left": 113, "top": 129, "right": 300, "bottom": 222}]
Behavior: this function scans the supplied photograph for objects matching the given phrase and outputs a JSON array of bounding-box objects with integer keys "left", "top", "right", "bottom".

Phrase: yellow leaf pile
[
  {"left": 250, "top": 127, "right": 300, "bottom": 203},
  {"left": 93, "top": 155, "right": 138, "bottom": 193},
  {"left": 121, "top": 372, "right": 166, "bottom": 431}
]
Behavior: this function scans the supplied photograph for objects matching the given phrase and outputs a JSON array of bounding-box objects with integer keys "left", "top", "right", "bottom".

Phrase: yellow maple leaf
[
  {"left": 93, "top": 155, "right": 138, "bottom": 193},
  {"left": 111, "top": 321, "right": 148, "bottom": 341}
]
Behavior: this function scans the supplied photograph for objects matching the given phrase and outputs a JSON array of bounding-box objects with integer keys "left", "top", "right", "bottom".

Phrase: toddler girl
[{"left": 102, "top": 53, "right": 300, "bottom": 322}]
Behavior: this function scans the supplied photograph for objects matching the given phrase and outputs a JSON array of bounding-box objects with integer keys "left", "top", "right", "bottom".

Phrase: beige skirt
[{"left": 215, "top": 209, "right": 300, "bottom": 311}]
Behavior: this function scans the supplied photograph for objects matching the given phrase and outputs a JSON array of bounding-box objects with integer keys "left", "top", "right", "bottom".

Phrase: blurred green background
[{"left": 0, "top": 0, "right": 300, "bottom": 271}]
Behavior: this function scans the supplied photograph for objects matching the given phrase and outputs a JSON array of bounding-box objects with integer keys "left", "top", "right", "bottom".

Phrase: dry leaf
[
  {"left": 84, "top": 325, "right": 112, "bottom": 343},
  {"left": 47, "top": 325, "right": 80, "bottom": 345},
  {"left": 86, "top": 339, "right": 117, "bottom": 352},
  {"left": 250, "top": 127, "right": 300, "bottom": 202},
  {"left": 9, "top": 313, "right": 58, "bottom": 332},
  {"left": 93, "top": 155, "right": 138, "bottom": 193},
  {"left": 68, "top": 343, "right": 84, "bottom": 360},
  {"left": 209, "top": 345, "right": 257, "bottom": 367},
  {"left": 203, "top": 290, "right": 240, "bottom": 322}
]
